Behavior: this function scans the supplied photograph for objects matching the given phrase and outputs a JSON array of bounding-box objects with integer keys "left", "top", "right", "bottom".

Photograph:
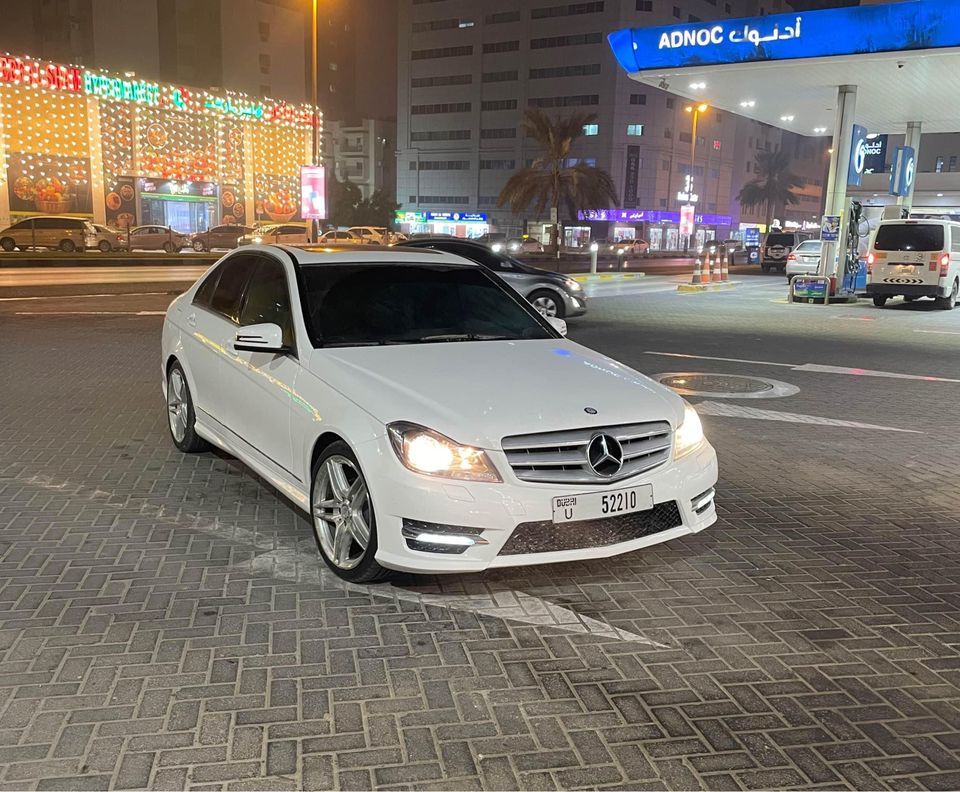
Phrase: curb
[
  {"left": 571, "top": 272, "right": 646, "bottom": 283},
  {"left": 677, "top": 281, "right": 739, "bottom": 293}
]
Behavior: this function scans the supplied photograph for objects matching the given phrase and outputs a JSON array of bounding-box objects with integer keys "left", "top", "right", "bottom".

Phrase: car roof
[
  {"left": 402, "top": 236, "right": 488, "bottom": 249},
  {"left": 273, "top": 243, "right": 478, "bottom": 267}
]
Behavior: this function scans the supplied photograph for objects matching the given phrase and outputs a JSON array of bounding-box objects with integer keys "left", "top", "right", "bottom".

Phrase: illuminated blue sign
[
  {"left": 608, "top": 0, "right": 960, "bottom": 73},
  {"left": 889, "top": 146, "right": 916, "bottom": 197},
  {"left": 849, "top": 125, "right": 868, "bottom": 188}
]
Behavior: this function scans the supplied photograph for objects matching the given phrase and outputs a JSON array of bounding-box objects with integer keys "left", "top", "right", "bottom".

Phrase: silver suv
[
  {"left": 0, "top": 216, "right": 97, "bottom": 252},
  {"left": 400, "top": 237, "right": 586, "bottom": 318}
]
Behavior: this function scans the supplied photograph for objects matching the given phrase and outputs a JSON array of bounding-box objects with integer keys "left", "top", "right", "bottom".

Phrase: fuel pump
[{"left": 840, "top": 200, "right": 870, "bottom": 294}]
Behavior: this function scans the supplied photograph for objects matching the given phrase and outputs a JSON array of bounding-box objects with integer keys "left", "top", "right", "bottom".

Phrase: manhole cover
[{"left": 652, "top": 372, "right": 799, "bottom": 399}]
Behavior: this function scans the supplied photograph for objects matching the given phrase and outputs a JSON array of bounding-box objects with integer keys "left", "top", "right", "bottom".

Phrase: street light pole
[
  {"left": 685, "top": 102, "right": 709, "bottom": 251},
  {"left": 310, "top": 0, "right": 319, "bottom": 242}
]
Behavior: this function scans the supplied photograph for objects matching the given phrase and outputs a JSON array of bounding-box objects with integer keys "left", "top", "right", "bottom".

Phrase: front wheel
[
  {"left": 311, "top": 442, "right": 390, "bottom": 583},
  {"left": 872, "top": 295, "right": 889, "bottom": 307},
  {"left": 0, "top": 237, "right": 15, "bottom": 252},
  {"left": 98, "top": 240, "right": 111, "bottom": 253},
  {"left": 529, "top": 290, "right": 564, "bottom": 319},
  {"left": 936, "top": 280, "right": 958, "bottom": 310},
  {"left": 192, "top": 239, "right": 206, "bottom": 252},
  {"left": 59, "top": 239, "right": 76, "bottom": 253},
  {"left": 162, "top": 241, "right": 175, "bottom": 254},
  {"left": 166, "top": 361, "right": 210, "bottom": 453}
]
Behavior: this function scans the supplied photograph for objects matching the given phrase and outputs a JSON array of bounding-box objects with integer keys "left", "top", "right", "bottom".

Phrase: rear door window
[
  {"left": 765, "top": 234, "right": 795, "bottom": 247},
  {"left": 874, "top": 224, "right": 944, "bottom": 251}
]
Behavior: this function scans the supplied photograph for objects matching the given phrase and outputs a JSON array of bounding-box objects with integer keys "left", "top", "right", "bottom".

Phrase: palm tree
[
  {"left": 737, "top": 148, "right": 802, "bottom": 228},
  {"left": 498, "top": 108, "right": 619, "bottom": 252}
]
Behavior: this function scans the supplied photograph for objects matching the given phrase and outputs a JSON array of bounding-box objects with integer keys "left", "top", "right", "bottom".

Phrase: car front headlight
[
  {"left": 491, "top": 243, "right": 503, "bottom": 253},
  {"left": 388, "top": 422, "right": 501, "bottom": 482},
  {"left": 564, "top": 278, "right": 582, "bottom": 291},
  {"left": 252, "top": 236, "right": 263, "bottom": 244},
  {"left": 674, "top": 403, "right": 705, "bottom": 459}
]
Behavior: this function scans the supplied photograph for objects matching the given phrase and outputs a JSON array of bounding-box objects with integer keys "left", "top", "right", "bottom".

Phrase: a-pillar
[
  {"left": 898, "top": 121, "right": 922, "bottom": 214},
  {"left": 820, "top": 85, "right": 858, "bottom": 282}
]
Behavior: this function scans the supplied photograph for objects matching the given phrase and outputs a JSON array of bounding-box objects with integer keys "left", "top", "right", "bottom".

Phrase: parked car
[
  {"left": 127, "top": 225, "right": 189, "bottom": 253},
  {"left": 318, "top": 230, "right": 365, "bottom": 244},
  {"left": 785, "top": 239, "right": 823, "bottom": 282},
  {"left": 400, "top": 237, "right": 586, "bottom": 318},
  {"left": 161, "top": 244, "right": 717, "bottom": 581},
  {"left": 238, "top": 223, "right": 309, "bottom": 246},
  {"left": 347, "top": 226, "right": 388, "bottom": 244},
  {"left": 507, "top": 237, "right": 544, "bottom": 254},
  {"left": 710, "top": 239, "right": 743, "bottom": 262},
  {"left": 0, "top": 215, "right": 98, "bottom": 252},
  {"left": 190, "top": 224, "right": 252, "bottom": 252},
  {"left": 90, "top": 224, "right": 127, "bottom": 253},
  {"left": 761, "top": 231, "right": 811, "bottom": 272},
  {"left": 617, "top": 239, "right": 650, "bottom": 257},
  {"left": 867, "top": 218, "right": 960, "bottom": 309}
]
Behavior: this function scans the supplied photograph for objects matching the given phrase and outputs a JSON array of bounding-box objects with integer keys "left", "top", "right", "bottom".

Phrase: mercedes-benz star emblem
[{"left": 587, "top": 433, "right": 624, "bottom": 477}]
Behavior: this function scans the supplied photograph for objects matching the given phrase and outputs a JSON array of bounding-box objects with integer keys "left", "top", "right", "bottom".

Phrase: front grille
[
  {"left": 501, "top": 421, "right": 672, "bottom": 485},
  {"left": 499, "top": 501, "right": 682, "bottom": 555}
]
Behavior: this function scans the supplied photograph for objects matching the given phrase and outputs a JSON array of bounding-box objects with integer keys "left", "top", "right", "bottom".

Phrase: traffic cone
[
  {"left": 721, "top": 252, "right": 730, "bottom": 282},
  {"left": 701, "top": 253, "right": 712, "bottom": 283},
  {"left": 691, "top": 257, "right": 702, "bottom": 284}
]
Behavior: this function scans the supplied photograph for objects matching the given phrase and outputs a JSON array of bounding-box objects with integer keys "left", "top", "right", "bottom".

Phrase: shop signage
[
  {"left": 140, "top": 179, "right": 216, "bottom": 197},
  {"left": 608, "top": 0, "right": 960, "bottom": 73},
  {"left": 83, "top": 72, "right": 160, "bottom": 105},
  {"left": 848, "top": 125, "right": 868, "bottom": 187},
  {"left": 623, "top": 146, "right": 641, "bottom": 209},
  {"left": 744, "top": 227, "right": 761, "bottom": 247},
  {"left": 396, "top": 211, "right": 427, "bottom": 223},
  {"left": 679, "top": 204, "right": 695, "bottom": 236},
  {"left": 677, "top": 174, "right": 699, "bottom": 204},
  {"left": 889, "top": 146, "right": 916, "bottom": 197},
  {"left": 578, "top": 208, "right": 733, "bottom": 226},
  {"left": 821, "top": 214, "right": 840, "bottom": 241},
  {"left": 426, "top": 211, "right": 488, "bottom": 222},
  {"left": 300, "top": 165, "right": 326, "bottom": 220},
  {"left": 0, "top": 56, "right": 82, "bottom": 93}
]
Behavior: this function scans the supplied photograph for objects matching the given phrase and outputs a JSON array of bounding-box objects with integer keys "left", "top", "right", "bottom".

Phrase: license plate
[
  {"left": 552, "top": 485, "right": 654, "bottom": 524},
  {"left": 895, "top": 264, "right": 918, "bottom": 274},
  {"left": 892, "top": 252, "right": 924, "bottom": 264}
]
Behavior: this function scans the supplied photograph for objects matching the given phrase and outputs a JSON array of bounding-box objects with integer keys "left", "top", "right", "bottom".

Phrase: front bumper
[
  {"left": 561, "top": 290, "right": 588, "bottom": 317},
  {"left": 359, "top": 435, "right": 718, "bottom": 574}
]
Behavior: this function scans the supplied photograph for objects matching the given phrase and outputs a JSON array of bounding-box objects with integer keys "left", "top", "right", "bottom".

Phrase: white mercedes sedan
[{"left": 161, "top": 245, "right": 718, "bottom": 582}]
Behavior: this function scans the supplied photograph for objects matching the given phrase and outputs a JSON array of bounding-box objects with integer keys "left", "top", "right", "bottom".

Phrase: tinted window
[
  {"left": 765, "top": 233, "right": 796, "bottom": 247},
  {"left": 209, "top": 256, "right": 258, "bottom": 322},
  {"left": 239, "top": 257, "right": 293, "bottom": 346},
  {"left": 873, "top": 223, "right": 944, "bottom": 252},
  {"left": 193, "top": 265, "right": 223, "bottom": 308},
  {"left": 300, "top": 264, "right": 553, "bottom": 347},
  {"left": 33, "top": 218, "right": 58, "bottom": 229}
]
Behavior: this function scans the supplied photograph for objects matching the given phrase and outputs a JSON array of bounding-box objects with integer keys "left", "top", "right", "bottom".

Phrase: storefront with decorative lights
[{"left": 0, "top": 54, "right": 318, "bottom": 233}]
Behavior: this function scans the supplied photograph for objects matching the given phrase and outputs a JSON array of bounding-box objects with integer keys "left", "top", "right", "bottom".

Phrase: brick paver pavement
[{"left": 1, "top": 279, "right": 959, "bottom": 790}]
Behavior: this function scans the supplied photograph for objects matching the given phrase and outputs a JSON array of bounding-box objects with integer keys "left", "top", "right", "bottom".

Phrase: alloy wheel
[
  {"left": 167, "top": 368, "right": 188, "bottom": 443},
  {"left": 532, "top": 295, "right": 559, "bottom": 317},
  {"left": 312, "top": 456, "right": 371, "bottom": 570}
]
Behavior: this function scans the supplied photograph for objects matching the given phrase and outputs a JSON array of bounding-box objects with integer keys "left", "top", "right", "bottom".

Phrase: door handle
[{"left": 186, "top": 313, "right": 197, "bottom": 328}]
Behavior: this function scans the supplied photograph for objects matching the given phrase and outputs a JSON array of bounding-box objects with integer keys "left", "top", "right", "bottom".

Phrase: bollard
[
  {"left": 721, "top": 252, "right": 730, "bottom": 282},
  {"left": 589, "top": 242, "right": 598, "bottom": 274},
  {"left": 691, "top": 257, "right": 702, "bottom": 284}
]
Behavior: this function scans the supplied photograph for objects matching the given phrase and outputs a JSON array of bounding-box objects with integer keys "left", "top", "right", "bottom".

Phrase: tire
[
  {"left": 0, "top": 237, "right": 14, "bottom": 252},
  {"left": 529, "top": 289, "right": 565, "bottom": 319},
  {"left": 872, "top": 295, "right": 889, "bottom": 307},
  {"left": 310, "top": 441, "right": 391, "bottom": 583},
  {"left": 59, "top": 239, "right": 76, "bottom": 253},
  {"left": 936, "top": 279, "right": 958, "bottom": 310},
  {"left": 98, "top": 240, "right": 111, "bottom": 253},
  {"left": 166, "top": 361, "right": 210, "bottom": 453},
  {"left": 192, "top": 239, "right": 206, "bottom": 252},
  {"left": 162, "top": 241, "right": 175, "bottom": 254}
]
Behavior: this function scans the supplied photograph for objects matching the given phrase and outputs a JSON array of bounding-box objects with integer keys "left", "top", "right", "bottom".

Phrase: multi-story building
[
  {"left": 323, "top": 119, "right": 398, "bottom": 199},
  {"left": 396, "top": 0, "right": 827, "bottom": 246},
  {"left": 0, "top": 0, "right": 307, "bottom": 102}
]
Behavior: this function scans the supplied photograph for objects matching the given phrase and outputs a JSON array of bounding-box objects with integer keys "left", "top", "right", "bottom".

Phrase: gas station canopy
[{"left": 608, "top": 0, "right": 960, "bottom": 136}]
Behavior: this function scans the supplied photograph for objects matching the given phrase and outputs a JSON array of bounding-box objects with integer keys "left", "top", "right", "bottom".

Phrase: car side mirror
[
  {"left": 546, "top": 316, "right": 567, "bottom": 337},
  {"left": 234, "top": 323, "right": 287, "bottom": 353}
]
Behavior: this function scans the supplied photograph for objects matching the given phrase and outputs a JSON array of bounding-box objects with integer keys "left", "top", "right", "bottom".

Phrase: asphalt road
[{"left": 2, "top": 274, "right": 959, "bottom": 790}]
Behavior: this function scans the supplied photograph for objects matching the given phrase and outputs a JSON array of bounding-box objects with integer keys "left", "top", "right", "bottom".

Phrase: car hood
[{"left": 308, "top": 339, "right": 682, "bottom": 448}]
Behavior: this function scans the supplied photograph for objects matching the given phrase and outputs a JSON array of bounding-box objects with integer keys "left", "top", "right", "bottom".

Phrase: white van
[{"left": 867, "top": 219, "right": 960, "bottom": 309}]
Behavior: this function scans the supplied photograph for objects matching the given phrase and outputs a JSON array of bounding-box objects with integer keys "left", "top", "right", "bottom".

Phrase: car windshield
[
  {"left": 873, "top": 223, "right": 944, "bottom": 251},
  {"left": 765, "top": 234, "right": 795, "bottom": 246},
  {"left": 300, "top": 263, "right": 554, "bottom": 347}
]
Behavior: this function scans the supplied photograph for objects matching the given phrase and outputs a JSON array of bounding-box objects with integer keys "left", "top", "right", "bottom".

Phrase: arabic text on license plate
[{"left": 552, "top": 485, "right": 654, "bottom": 524}]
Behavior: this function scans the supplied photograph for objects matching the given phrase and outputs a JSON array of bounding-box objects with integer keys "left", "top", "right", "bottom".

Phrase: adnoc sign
[
  {"left": 889, "top": 146, "right": 916, "bottom": 197},
  {"left": 608, "top": 0, "right": 960, "bottom": 73}
]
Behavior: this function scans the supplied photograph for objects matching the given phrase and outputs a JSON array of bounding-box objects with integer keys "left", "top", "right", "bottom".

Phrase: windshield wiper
[
  {"left": 414, "top": 333, "right": 513, "bottom": 342},
  {"left": 321, "top": 339, "right": 406, "bottom": 347}
]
